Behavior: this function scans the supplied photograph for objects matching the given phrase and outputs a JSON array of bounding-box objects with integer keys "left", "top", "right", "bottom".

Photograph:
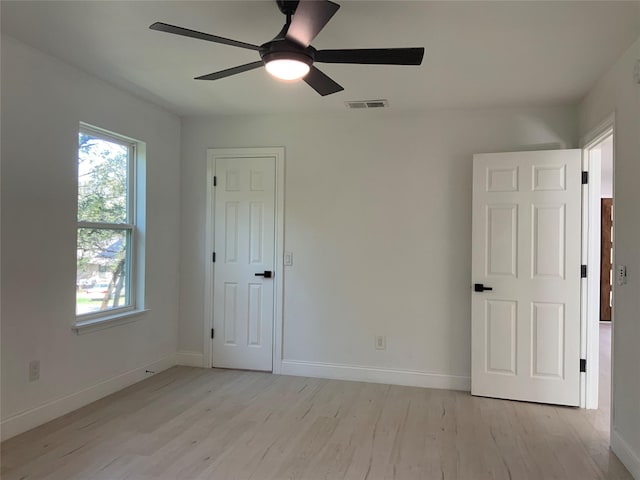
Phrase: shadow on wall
[
  {"left": 513, "top": 142, "right": 567, "bottom": 151},
  {"left": 511, "top": 113, "right": 574, "bottom": 151}
]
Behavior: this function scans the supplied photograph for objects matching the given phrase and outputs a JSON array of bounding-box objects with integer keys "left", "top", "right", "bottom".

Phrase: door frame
[
  {"left": 204, "top": 147, "right": 285, "bottom": 373},
  {"left": 580, "top": 114, "right": 615, "bottom": 410}
]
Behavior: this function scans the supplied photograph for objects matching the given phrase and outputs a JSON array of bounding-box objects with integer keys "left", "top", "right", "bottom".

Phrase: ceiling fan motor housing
[
  {"left": 276, "top": 0, "right": 300, "bottom": 16},
  {"left": 260, "top": 39, "right": 315, "bottom": 68}
]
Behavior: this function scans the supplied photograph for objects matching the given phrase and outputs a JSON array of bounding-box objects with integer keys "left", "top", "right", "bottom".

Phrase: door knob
[
  {"left": 474, "top": 283, "right": 493, "bottom": 292},
  {"left": 255, "top": 271, "right": 273, "bottom": 278}
]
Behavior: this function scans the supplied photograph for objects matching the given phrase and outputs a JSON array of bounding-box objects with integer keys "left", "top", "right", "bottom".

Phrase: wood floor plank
[{"left": 1, "top": 335, "right": 631, "bottom": 480}]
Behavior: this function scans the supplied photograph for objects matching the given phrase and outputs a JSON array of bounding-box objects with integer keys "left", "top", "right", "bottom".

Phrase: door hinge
[
  {"left": 213, "top": 176, "right": 217, "bottom": 187},
  {"left": 580, "top": 358, "right": 586, "bottom": 372},
  {"left": 582, "top": 171, "right": 588, "bottom": 184},
  {"left": 212, "top": 252, "right": 216, "bottom": 263},
  {"left": 581, "top": 265, "right": 587, "bottom": 278},
  {"left": 211, "top": 328, "right": 215, "bottom": 339}
]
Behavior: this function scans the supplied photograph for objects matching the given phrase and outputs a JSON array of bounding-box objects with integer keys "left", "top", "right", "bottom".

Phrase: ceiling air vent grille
[{"left": 345, "top": 99, "right": 389, "bottom": 109}]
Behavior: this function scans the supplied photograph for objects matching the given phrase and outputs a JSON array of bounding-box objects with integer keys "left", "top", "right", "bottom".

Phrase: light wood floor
[
  {"left": 599, "top": 322, "right": 612, "bottom": 412},
  {"left": 1, "top": 326, "right": 630, "bottom": 480}
]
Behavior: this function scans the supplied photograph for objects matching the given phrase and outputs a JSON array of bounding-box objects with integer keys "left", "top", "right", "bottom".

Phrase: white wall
[
  {"left": 580, "top": 38, "right": 640, "bottom": 479},
  {"left": 600, "top": 135, "right": 614, "bottom": 198},
  {"left": 0, "top": 36, "right": 181, "bottom": 439},
  {"left": 179, "top": 106, "right": 578, "bottom": 386}
]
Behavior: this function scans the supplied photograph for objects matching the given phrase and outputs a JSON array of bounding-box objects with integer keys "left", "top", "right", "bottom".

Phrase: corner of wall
[
  {"left": 1, "top": 355, "right": 176, "bottom": 441},
  {"left": 175, "top": 351, "right": 206, "bottom": 368},
  {"left": 612, "top": 428, "right": 640, "bottom": 480}
]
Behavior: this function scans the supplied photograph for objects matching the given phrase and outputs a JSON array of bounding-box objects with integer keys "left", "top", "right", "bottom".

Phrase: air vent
[{"left": 345, "top": 99, "right": 389, "bottom": 109}]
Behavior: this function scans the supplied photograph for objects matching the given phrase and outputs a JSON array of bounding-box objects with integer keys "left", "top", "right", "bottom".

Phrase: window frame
[{"left": 75, "top": 125, "right": 139, "bottom": 325}]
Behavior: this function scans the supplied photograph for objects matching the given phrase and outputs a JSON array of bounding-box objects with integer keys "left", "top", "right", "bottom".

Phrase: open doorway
[
  {"left": 596, "top": 134, "right": 614, "bottom": 412},
  {"left": 583, "top": 124, "right": 614, "bottom": 415},
  {"left": 597, "top": 135, "right": 614, "bottom": 416}
]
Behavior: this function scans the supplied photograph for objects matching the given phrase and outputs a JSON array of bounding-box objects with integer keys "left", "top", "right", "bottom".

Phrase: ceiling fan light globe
[{"left": 265, "top": 59, "right": 310, "bottom": 81}]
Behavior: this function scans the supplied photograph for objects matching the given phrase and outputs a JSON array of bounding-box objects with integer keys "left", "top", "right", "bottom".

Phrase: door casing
[{"left": 204, "top": 147, "right": 285, "bottom": 373}]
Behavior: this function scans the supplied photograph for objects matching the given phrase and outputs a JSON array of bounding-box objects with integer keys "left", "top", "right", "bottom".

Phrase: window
[{"left": 76, "top": 125, "right": 141, "bottom": 321}]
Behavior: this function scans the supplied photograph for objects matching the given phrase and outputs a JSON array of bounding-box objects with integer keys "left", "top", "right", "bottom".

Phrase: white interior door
[
  {"left": 213, "top": 156, "right": 276, "bottom": 371},
  {"left": 471, "top": 150, "right": 582, "bottom": 405}
]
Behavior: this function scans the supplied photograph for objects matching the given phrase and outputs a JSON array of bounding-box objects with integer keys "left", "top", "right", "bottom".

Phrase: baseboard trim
[
  {"left": 612, "top": 428, "right": 640, "bottom": 480},
  {"left": 280, "top": 359, "right": 470, "bottom": 391},
  {"left": 0, "top": 354, "right": 175, "bottom": 441},
  {"left": 175, "top": 350, "right": 205, "bottom": 368}
]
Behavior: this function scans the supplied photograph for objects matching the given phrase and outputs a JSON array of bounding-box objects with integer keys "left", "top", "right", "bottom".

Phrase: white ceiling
[{"left": 2, "top": 1, "right": 638, "bottom": 116}]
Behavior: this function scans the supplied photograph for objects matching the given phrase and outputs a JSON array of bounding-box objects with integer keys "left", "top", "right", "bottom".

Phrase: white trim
[
  {"left": 204, "top": 154, "right": 214, "bottom": 369},
  {"left": 77, "top": 221, "right": 135, "bottom": 230},
  {"left": 79, "top": 121, "right": 140, "bottom": 146},
  {"left": 611, "top": 429, "right": 640, "bottom": 480},
  {"left": 204, "top": 147, "right": 285, "bottom": 373},
  {"left": 175, "top": 350, "right": 206, "bottom": 368},
  {"left": 581, "top": 113, "right": 615, "bottom": 149},
  {"left": 273, "top": 150, "right": 285, "bottom": 374},
  {"left": 281, "top": 359, "right": 471, "bottom": 391},
  {"left": 73, "top": 308, "right": 149, "bottom": 334},
  {"left": 579, "top": 148, "right": 589, "bottom": 408},
  {"left": 583, "top": 143, "right": 602, "bottom": 409},
  {"left": 0, "top": 354, "right": 175, "bottom": 441}
]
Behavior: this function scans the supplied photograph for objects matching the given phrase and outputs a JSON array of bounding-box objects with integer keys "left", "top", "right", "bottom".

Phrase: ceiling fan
[{"left": 150, "top": 0, "right": 424, "bottom": 96}]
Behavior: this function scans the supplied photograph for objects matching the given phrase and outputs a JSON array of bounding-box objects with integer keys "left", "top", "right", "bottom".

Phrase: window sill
[{"left": 73, "top": 309, "right": 149, "bottom": 335}]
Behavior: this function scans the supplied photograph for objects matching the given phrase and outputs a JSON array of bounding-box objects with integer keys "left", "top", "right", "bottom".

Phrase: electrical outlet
[
  {"left": 375, "top": 335, "right": 386, "bottom": 350},
  {"left": 284, "top": 251, "right": 293, "bottom": 266},
  {"left": 29, "top": 360, "right": 40, "bottom": 381}
]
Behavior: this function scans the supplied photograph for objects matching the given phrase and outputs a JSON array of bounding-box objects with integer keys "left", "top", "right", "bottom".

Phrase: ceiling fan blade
[
  {"left": 195, "top": 61, "right": 264, "bottom": 81},
  {"left": 303, "top": 66, "right": 344, "bottom": 96},
  {"left": 150, "top": 22, "right": 260, "bottom": 51},
  {"left": 315, "top": 48, "right": 425, "bottom": 65},
  {"left": 286, "top": 0, "right": 340, "bottom": 47}
]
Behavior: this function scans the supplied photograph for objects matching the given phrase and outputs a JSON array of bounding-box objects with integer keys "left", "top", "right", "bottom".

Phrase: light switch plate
[
  {"left": 284, "top": 251, "right": 293, "bottom": 266},
  {"left": 29, "top": 360, "right": 40, "bottom": 381},
  {"left": 616, "top": 265, "right": 627, "bottom": 286}
]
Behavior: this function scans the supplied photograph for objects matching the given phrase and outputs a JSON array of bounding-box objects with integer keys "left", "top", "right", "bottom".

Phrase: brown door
[{"left": 600, "top": 198, "right": 613, "bottom": 321}]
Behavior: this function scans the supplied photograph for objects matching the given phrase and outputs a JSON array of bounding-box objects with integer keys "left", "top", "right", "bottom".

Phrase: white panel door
[
  {"left": 213, "top": 156, "right": 276, "bottom": 371},
  {"left": 471, "top": 150, "right": 582, "bottom": 405}
]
